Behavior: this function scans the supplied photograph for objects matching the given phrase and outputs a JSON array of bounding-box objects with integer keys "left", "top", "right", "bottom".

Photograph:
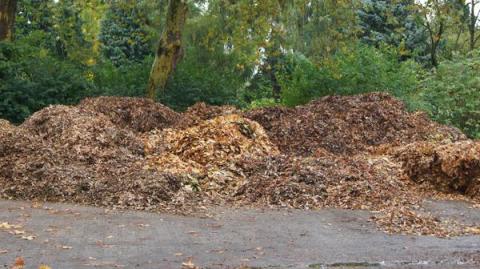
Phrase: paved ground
[{"left": 0, "top": 199, "right": 479, "bottom": 269}]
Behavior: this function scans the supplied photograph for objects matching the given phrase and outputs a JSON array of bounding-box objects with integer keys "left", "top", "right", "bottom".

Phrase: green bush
[
  {"left": 279, "top": 52, "right": 332, "bottom": 107},
  {"left": 0, "top": 38, "right": 95, "bottom": 123},
  {"left": 91, "top": 57, "right": 151, "bottom": 97},
  {"left": 161, "top": 47, "right": 245, "bottom": 110},
  {"left": 89, "top": 46, "right": 246, "bottom": 111},
  {"left": 99, "top": 1, "right": 153, "bottom": 66},
  {"left": 266, "top": 44, "right": 421, "bottom": 107},
  {"left": 248, "top": 98, "right": 277, "bottom": 109},
  {"left": 415, "top": 52, "right": 480, "bottom": 138},
  {"left": 329, "top": 44, "right": 420, "bottom": 97}
]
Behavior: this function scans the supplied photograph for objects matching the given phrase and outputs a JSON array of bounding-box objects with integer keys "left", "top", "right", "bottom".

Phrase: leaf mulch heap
[
  {"left": 244, "top": 93, "right": 466, "bottom": 156},
  {"left": 79, "top": 96, "right": 181, "bottom": 132},
  {"left": 0, "top": 93, "right": 479, "bottom": 236}
]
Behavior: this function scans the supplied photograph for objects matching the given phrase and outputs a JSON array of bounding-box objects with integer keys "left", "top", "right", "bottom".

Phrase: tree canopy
[{"left": 1, "top": 0, "right": 480, "bottom": 137}]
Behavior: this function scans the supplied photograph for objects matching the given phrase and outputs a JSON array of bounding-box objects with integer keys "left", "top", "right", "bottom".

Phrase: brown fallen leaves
[
  {"left": 372, "top": 207, "right": 468, "bottom": 237},
  {"left": 11, "top": 257, "right": 25, "bottom": 269},
  {"left": 79, "top": 96, "right": 181, "bottom": 133},
  {"left": 1, "top": 92, "right": 479, "bottom": 236},
  {"left": 142, "top": 114, "right": 279, "bottom": 206},
  {"left": 392, "top": 140, "right": 480, "bottom": 196},
  {"left": 244, "top": 92, "right": 465, "bottom": 156},
  {"left": 0, "top": 222, "right": 36, "bottom": 241},
  {"left": 144, "top": 114, "right": 278, "bottom": 166},
  {"left": 9, "top": 257, "right": 52, "bottom": 269},
  {"left": 182, "top": 258, "right": 200, "bottom": 269}
]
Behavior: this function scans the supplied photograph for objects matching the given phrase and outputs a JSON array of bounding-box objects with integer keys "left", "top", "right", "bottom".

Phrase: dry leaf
[
  {"left": 21, "top": 235, "right": 35, "bottom": 241},
  {"left": 11, "top": 257, "right": 25, "bottom": 269},
  {"left": 465, "top": 227, "right": 480, "bottom": 234},
  {"left": 181, "top": 258, "right": 198, "bottom": 269}
]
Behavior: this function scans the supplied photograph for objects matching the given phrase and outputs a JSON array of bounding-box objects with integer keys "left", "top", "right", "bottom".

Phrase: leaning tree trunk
[
  {"left": 146, "top": 0, "right": 188, "bottom": 100},
  {"left": 0, "top": 0, "right": 17, "bottom": 41}
]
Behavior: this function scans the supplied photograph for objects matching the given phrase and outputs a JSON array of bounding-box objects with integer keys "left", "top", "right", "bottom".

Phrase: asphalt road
[{"left": 0, "top": 199, "right": 479, "bottom": 269}]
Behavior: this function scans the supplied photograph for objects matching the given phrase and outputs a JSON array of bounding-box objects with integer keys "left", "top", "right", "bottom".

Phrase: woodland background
[{"left": 1, "top": 0, "right": 480, "bottom": 138}]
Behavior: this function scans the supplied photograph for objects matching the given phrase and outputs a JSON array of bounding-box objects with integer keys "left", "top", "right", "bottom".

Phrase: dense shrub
[
  {"left": 327, "top": 45, "right": 420, "bottom": 97},
  {"left": 278, "top": 53, "right": 332, "bottom": 107},
  {"left": 415, "top": 52, "right": 480, "bottom": 138},
  {"left": 0, "top": 38, "right": 95, "bottom": 123},
  {"left": 252, "top": 44, "right": 421, "bottom": 108},
  {"left": 99, "top": 1, "right": 153, "bottom": 66},
  {"left": 161, "top": 47, "right": 245, "bottom": 110},
  {"left": 91, "top": 58, "right": 151, "bottom": 97}
]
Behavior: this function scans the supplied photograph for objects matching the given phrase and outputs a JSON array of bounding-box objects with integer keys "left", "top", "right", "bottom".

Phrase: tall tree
[
  {"left": 0, "top": 0, "right": 17, "bottom": 41},
  {"left": 99, "top": 0, "right": 152, "bottom": 66},
  {"left": 15, "top": 0, "right": 54, "bottom": 37},
  {"left": 292, "top": 0, "right": 360, "bottom": 62},
  {"left": 146, "top": 0, "right": 188, "bottom": 100},
  {"left": 358, "top": 0, "right": 427, "bottom": 59},
  {"left": 467, "top": 0, "right": 480, "bottom": 50},
  {"left": 53, "top": 0, "right": 89, "bottom": 60},
  {"left": 417, "top": 0, "right": 463, "bottom": 66},
  {"left": 15, "top": 0, "right": 91, "bottom": 61}
]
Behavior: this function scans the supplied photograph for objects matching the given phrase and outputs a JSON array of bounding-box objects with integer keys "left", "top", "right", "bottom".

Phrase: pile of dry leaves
[
  {"left": 177, "top": 102, "right": 239, "bottom": 129},
  {"left": 145, "top": 114, "right": 278, "bottom": 166},
  {"left": 0, "top": 105, "right": 197, "bottom": 212},
  {"left": 21, "top": 105, "right": 144, "bottom": 161},
  {"left": 142, "top": 114, "right": 279, "bottom": 204},
  {"left": 392, "top": 140, "right": 480, "bottom": 197},
  {"left": 245, "top": 93, "right": 466, "bottom": 155},
  {"left": 0, "top": 92, "right": 479, "bottom": 236},
  {"left": 79, "top": 96, "right": 180, "bottom": 132}
]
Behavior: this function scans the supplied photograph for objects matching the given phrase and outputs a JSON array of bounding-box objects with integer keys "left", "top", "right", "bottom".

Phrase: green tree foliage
[
  {"left": 278, "top": 52, "right": 327, "bottom": 106},
  {"left": 466, "top": 0, "right": 480, "bottom": 51},
  {"left": 415, "top": 51, "right": 480, "bottom": 138},
  {"left": 0, "top": 34, "right": 95, "bottom": 123},
  {"left": 327, "top": 44, "right": 420, "bottom": 97},
  {"left": 415, "top": 0, "right": 466, "bottom": 66},
  {"left": 151, "top": 0, "right": 252, "bottom": 107},
  {"left": 0, "top": 0, "right": 479, "bottom": 139},
  {"left": 162, "top": 46, "right": 244, "bottom": 110},
  {"left": 99, "top": 0, "right": 153, "bottom": 66},
  {"left": 358, "top": 0, "right": 428, "bottom": 60},
  {"left": 54, "top": 0, "right": 90, "bottom": 60},
  {"left": 16, "top": 0, "right": 92, "bottom": 61},
  {"left": 90, "top": 57, "right": 152, "bottom": 97},
  {"left": 16, "top": 0, "right": 54, "bottom": 37},
  {"left": 293, "top": 0, "right": 360, "bottom": 62},
  {"left": 245, "top": 44, "right": 420, "bottom": 107}
]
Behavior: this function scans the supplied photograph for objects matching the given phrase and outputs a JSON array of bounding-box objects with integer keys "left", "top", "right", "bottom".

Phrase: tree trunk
[
  {"left": 468, "top": 0, "right": 476, "bottom": 51},
  {"left": 268, "top": 11, "right": 283, "bottom": 102},
  {"left": 269, "top": 59, "right": 281, "bottom": 102},
  {"left": 429, "top": 21, "right": 444, "bottom": 67},
  {"left": 0, "top": 0, "right": 17, "bottom": 41},
  {"left": 431, "top": 44, "right": 438, "bottom": 67},
  {"left": 146, "top": 0, "right": 188, "bottom": 100}
]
